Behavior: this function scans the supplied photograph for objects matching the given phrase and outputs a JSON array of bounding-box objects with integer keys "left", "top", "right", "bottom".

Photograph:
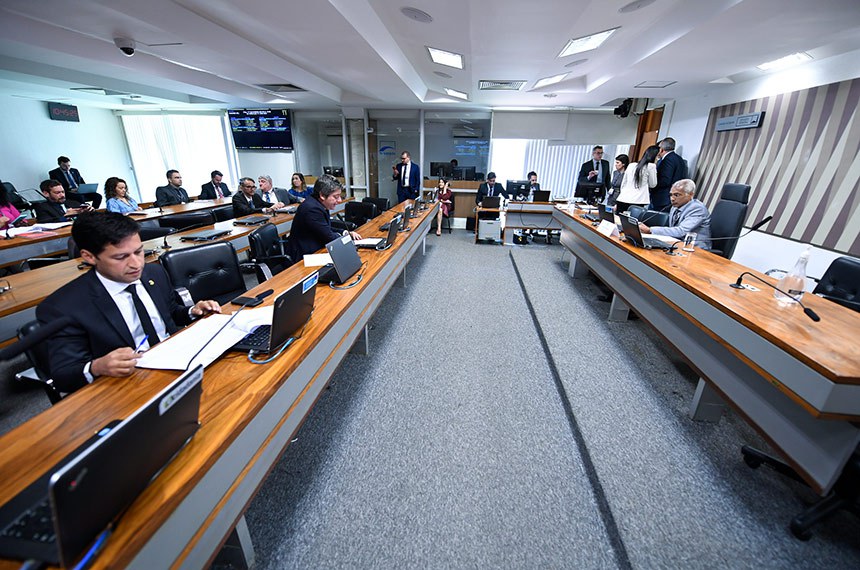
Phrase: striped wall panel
[{"left": 695, "top": 78, "right": 860, "bottom": 255}]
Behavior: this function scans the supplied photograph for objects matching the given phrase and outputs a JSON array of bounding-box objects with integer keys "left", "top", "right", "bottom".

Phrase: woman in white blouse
[{"left": 615, "top": 145, "right": 659, "bottom": 213}]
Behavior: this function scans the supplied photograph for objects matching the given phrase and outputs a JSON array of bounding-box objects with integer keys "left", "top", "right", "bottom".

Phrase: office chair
[
  {"left": 362, "top": 196, "right": 389, "bottom": 216},
  {"left": 210, "top": 204, "right": 236, "bottom": 222},
  {"left": 627, "top": 205, "right": 647, "bottom": 220},
  {"left": 247, "top": 223, "right": 292, "bottom": 283},
  {"left": 766, "top": 256, "right": 860, "bottom": 313},
  {"left": 344, "top": 201, "right": 377, "bottom": 228},
  {"left": 441, "top": 193, "right": 455, "bottom": 233},
  {"left": 15, "top": 320, "right": 64, "bottom": 405},
  {"left": 138, "top": 226, "right": 176, "bottom": 242},
  {"left": 160, "top": 241, "right": 246, "bottom": 305},
  {"left": 709, "top": 183, "right": 750, "bottom": 259},
  {"left": 158, "top": 211, "right": 215, "bottom": 231}
]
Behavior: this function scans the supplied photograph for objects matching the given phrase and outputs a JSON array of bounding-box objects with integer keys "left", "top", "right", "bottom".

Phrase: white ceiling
[{"left": 0, "top": 0, "right": 858, "bottom": 111}]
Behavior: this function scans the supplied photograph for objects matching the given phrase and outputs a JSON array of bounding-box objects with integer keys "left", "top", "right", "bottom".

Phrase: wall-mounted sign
[
  {"left": 47, "top": 102, "right": 80, "bottom": 122},
  {"left": 715, "top": 111, "right": 764, "bottom": 132}
]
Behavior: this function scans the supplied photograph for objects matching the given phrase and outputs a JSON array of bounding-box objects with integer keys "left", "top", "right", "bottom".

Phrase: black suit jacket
[
  {"left": 199, "top": 181, "right": 231, "bottom": 199},
  {"left": 155, "top": 185, "right": 191, "bottom": 207},
  {"left": 232, "top": 192, "right": 273, "bottom": 217},
  {"left": 33, "top": 198, "right": 84, "bottom": 223},
  {"left": 35, "top": 265, "right": 190, "bottom": 393},
  {"left": 577, "top": 159, "right": 611, "bottom": 191},
  {"left": 283, "top": 197, "right": 341, "bottom": 263},
  {"left": 476, "top": 182, "right": 506, "bottom": 204},
  {"left": 48, "top": 167, "right": 85, "bottom": 193},
  {"left": 652, "top": 151, "right": 686, "bottom": 211}
]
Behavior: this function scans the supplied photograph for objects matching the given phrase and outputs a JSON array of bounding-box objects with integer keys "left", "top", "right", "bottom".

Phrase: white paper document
[
  {"left": 136, "top": 306, "right": 274, "bottom": 370},
  {"left": 303, "top": 253, "right": 332, "bottom": 267},
  {"left": 6, "top": 222, "right": 73, "bottom": 236}
]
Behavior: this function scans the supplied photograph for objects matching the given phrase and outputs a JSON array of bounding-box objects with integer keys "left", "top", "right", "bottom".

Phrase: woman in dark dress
[{"left": 435, "top": 178, "right": 453, "bottom": 236}]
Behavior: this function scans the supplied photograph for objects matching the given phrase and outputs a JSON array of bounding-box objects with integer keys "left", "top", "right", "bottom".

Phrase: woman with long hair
[
  {"left": 435, "top": 178, "right": 453, "bottom": 236},
  {"left": 607, "top": 154, "right": 629, "bottom": 207},
  {"left": 104, "top": 177, "right": 141, "bottom": 213},
  {"left": 615, "top": 145, "right": 658, "bottom": 213},
  {"left": 288, "top": 172, "right": 312, "bottom": 202},
  {"left": 0, "top": 184, "right": 22, "bottom": 230}
]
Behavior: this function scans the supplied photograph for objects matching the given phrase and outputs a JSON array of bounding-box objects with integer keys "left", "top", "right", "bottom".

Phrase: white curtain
[
  {"left": 490, "top": 139, "right": 630, "bottom": 199},
  {"left": 120, "top": 113, "right": 239, "bottom": 202}
]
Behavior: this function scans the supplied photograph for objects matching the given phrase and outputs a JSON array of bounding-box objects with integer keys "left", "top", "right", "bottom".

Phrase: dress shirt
[
  {"left": 402, "top": 163, "right": 411, "bottom": 187},
  {"left": 95, "top": 271, "right": 169, "bottom": 351},
  {"left": 261, "top": 189, "right": 276, "bottom": 203}
]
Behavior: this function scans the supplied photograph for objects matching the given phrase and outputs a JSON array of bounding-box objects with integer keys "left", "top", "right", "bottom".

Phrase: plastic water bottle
[{"left": 774, "top": 246, "right": 810, "bottom": 304}]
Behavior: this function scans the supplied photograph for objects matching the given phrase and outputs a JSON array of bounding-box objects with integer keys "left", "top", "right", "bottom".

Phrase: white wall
[
  {"left": 0, "top": 96, "right": 134, "bottom": 197},
  {"left": 237, "top": 151, "right": 296, "bottom": 191}
]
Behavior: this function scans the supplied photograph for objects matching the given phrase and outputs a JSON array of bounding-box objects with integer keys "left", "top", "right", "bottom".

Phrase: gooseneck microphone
[
  {"left": 729, "top": 271, "right": 821, "bottom": 322},
  {"left": 666, "top": 215, "right": 773, "bottom": 253}
]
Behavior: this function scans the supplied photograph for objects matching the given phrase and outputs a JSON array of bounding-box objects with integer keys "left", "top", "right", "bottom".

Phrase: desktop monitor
[
  {"left": 453, "top": 166, "right": 476, "bottom": 181},
  {"left": 323, "top": 166, "right": 334, "bottom": 175},
  {"left": 429, "top": 162, "right": 453, "bottom": 179},
  {"left": 333, "top": 167, "right": 344, "bottom": 177},
  {"left": 574, "top": 182, "right": 605, "bottom": 204},
  {"left": 506, "top": 180, "right": 529, "bottom": 199}
]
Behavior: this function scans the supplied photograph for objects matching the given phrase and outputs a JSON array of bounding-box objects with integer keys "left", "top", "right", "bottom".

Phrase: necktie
[
  {"left": 216, "top": 185, "right": 223, "bottom": 198},
  {"left": 488, "top": 185, "right": 493, "bottom": 197},
  {"left": 265, "top": 191, "right": 272, "bottom": 202},
  {"left": 66, "top": 170, "right": 77, "bottom": 189},
  {"left": 125, "top": 284, "right": 160, "bottom": 347},
  {"left": 672, "top": 209, "right": 681, "bottom": 226}
]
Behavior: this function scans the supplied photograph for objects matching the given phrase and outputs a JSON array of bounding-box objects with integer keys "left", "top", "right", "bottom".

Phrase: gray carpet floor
[{"left": 244, "top": 229, "right": 860, "bottom": 569}]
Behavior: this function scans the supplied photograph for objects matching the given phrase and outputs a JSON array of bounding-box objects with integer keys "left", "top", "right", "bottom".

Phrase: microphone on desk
[
  {"left": 182, "top": 289, "right": 274, "bottom": 370},
  {"left": 0, "top": 316, "right": 75, "bottom": 361},
  {"left": 665, "top": 215, "right": 773, "bottom": 254},
  {"left": 729, "top": 271, "right": 821, "bottom": 322}
]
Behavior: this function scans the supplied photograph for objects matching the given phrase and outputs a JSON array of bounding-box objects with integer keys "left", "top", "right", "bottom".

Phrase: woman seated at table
[
  {"left": 435, "top": 178, "right": 453, "bottom": 236},
  {"left": 105, "top": 177, "right": 141, "bottom": 214},
  {"left": 615, "top": 145, "right": 658, "bottom": 214},
  {"left": 288, "top": 172, "right": 312, "bottom": 202},
  {"left": 0, "top": 184, "right": 22, "bottom": 230}
]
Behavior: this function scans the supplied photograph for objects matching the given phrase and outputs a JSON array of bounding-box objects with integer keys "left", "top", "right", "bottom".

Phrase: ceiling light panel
[
  {"left": 444, "top": 87, "right": 468, "bottom": 100},
  {"left": 634, "top": 80, "right": 676, "bottom": 88},
  {"left": 558, "top": 28, "right": 618, "bottom": 58},
  {"left": 533, "top": 73, "right": 568, "bottom": 89},
  {"left": 756, "top": 52, "right": 812, "bottom": 71},
  {"left": 428, "top": 46, "right": 464, "bottom": 69},
  {"left": 478, "top": 80, "right": 526, "bottom": 91}
]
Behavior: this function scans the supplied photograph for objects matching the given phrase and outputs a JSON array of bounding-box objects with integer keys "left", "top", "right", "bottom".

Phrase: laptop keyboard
[
  {"left": 1, "top": 498, "right": 55, "bottom": 544},
  {"left": 238, "top": 325, "right": 271, "bottom": 350}
]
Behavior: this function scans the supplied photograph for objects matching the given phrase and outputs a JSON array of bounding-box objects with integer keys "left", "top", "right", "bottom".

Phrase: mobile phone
[{"left": 231, "top": 295, "right": 263, "bottom": 307}]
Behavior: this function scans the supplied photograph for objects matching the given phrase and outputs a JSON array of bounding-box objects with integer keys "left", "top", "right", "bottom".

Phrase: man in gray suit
[
  {"left": 258, "top": 175, "right": 299, "bottom": 206},
  {"left": 639, "top": 179, "right": 711, "bottom": 250}
]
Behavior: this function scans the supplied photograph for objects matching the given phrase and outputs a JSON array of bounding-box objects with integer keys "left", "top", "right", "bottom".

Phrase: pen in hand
[{"left": 133, "top": 335, "right": 149, "bottom": 353}]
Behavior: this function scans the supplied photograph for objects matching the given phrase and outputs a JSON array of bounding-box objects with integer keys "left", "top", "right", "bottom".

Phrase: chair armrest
[
  {"left": 816, "top": 293, "right": 860, "bottom": 312},
  {"left": 174, "top": 286, "right": 194, "bottom": 308}
]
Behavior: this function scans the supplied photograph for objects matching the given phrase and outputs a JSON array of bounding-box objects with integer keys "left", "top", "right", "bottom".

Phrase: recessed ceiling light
[
  {"left": 618, "top": 0, "right": 656, "bottom": 14},
  {"left": 533, "top": 73, "right": 568, "bottom": 89},
  {"left": 756, "top": 52, "right": 812, "bottom": 71},
  {"left": 478, "top": 80, "right": 526, "bottom": 91},
  {"left": 564, "top": 59, "right": 588, "bottom": 68},
  {"left": 269, "top": 98, "right": 295, "bottom": 104},
  {"left": 428, "top": 46, "right": 464, "bottom": 69},
  {"left": 634, "top": 80, "right": 676, "bottom": 88},
  {"left": 709, "top": 77, "right": 734, "bottom": 84},
  {"left": 434, "top": 71, "right": 453, "bottom": 79},
  {"left": 558, "top": 28, "right": 618, "bottom": 58},
  {"left": 401, "top": 7, "right": 433, "bottom": 23},
  {"left": 444, "top": 87, "right": 469, "bottom": 100}
]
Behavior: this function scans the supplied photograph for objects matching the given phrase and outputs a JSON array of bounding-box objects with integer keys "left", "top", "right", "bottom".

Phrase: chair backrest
[
  {"left": 158, "top": 211, "right": 215, "bottom": 231},
  {"left": 160, "top": 241, "right": 246, "bottom": 305},
  {"left": 138, "top": 226, "right": 177, "bottom": 242},
  {"left": 248, "top": 223, "right": 282, "bottom": 261},
  {"left": 627, "top": 205, "right": 647, "bottom": 220},
  {"left": 210, "top": 204, "right": 236, "bottom": 222},
  {"left": 17, "top": 321, "right": 63, "bottom": 404},
  {"left": 362, "top": 197, "right": 389, "bottom": 216},
  {"left": 709, "top": 200, "right": 747, "bottom": 259},
  {"left": 638, "top": 209, "right": 669, "bottom": 227},
  {"left": 345, "top": 201, "right": 376, "bottom": 227},
  {"left": 67, "top": 236, "right": 80, "bottom": 259},
  {"left": 720, "top": 183, "right": 751, "bottom": 204},
  {"left": 812, "top": 256, "right": 860, "bottom": 311},
  {"left": 447, "top": 192, "right": 455, "bottom": 215}
]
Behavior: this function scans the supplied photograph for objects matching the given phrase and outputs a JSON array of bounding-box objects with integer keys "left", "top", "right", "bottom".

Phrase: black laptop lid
[
  {"left": 401, "top": 206, "right": 412, "bottom": 229},
  {"left": 532, "top": 190, "right": 551, "bottom": 202},
  {"left": 326, "top": 235, "right": 362, "bottom": 283},
  {"left": 482, "top": 196, "right": 501, "bottom": 209},
  {"left": 270, "top": 273, "right": 317, "bottom": 348},
  {"left": 385, "top": 215, "right": 401, "bottom": 245},
  {"left": 618, "top": 214, "right": 645, "bottom": 247},
  {"left": 49, "top": 366, "right": 204, "bottom": 568}
]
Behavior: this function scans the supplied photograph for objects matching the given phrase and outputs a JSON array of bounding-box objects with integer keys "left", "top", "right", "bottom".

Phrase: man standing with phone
[{"left": 392, "top": 150, "right": 420, "bottom": 203}]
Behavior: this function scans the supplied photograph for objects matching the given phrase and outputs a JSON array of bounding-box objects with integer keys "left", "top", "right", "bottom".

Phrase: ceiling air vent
[
  {"left": 256, "top": 83, "right": 306, "bottom": 93},
  {"left": 478, "top": 80, "right": 526, "bottom": 91}
]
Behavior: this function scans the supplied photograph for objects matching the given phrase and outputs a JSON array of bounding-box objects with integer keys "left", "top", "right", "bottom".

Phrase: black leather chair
[
  {"left": 627, "top": 205, "right": 647, "bottom": 219},
  {"left": 812, "top": 256, "right": 860, "bottom": 312},
  {"left": 160, "top": 241, "right": 246, "bottom": 305},
  {"left": 709, "top": 183, "right": 750, "bottom": 259},
  {"left": 16, "top": 321, "right": 63, "bottom": 404},
  {"left": 345, "top": 201, "right": 377, "bottom": 228},
  {"left": 211, "top": 204, "right": 236, "bottom": 222},
  {"left": 362, "top": 197, "right": 389, "bottom": 217},
  {"left": 158, "top": 211, "right": 215, "bottom": 231},
  {"left": 247, "top": 223, "right": 292, "bottom": 283},
  {"left": 138, "top": 226, "right": 176, "bottom": 242}
]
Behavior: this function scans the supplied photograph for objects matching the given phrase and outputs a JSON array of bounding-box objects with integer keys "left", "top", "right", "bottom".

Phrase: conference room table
[
  {"left": 0, "top": 200, "right": 437, "bottom": 569},
  {"left": 553, "top": 205, "right": 860, "bottom": 495}
]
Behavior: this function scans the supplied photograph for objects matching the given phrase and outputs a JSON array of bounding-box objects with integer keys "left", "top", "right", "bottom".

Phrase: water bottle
[{"left": 774, "top": 246, "right": 810, "bottom": 304}]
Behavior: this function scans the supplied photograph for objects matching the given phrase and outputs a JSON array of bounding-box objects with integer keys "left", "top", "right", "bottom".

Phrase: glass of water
[{"left": 682, "top": 232, "right": 697, "bottom": 252}]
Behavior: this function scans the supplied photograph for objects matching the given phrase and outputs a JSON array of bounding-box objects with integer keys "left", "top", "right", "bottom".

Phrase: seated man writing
[
  {"left": 36, "top": 212, "right": 221, "bottom": 393},
  {"left": 638, "top": 179, "right": 712, "bottom": 250}
]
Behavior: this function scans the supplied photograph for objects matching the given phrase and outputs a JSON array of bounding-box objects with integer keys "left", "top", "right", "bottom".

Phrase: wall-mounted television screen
[{"left": 228, "top": 109, "right": 293, "bottom": 150}]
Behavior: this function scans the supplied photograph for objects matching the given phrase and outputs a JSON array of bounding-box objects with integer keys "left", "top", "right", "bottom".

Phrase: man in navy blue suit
[
  {"left": 284, "top": 175, "right": 362, "bottom": 263},
  {"left": 36, "top": 212, "right": 220, "bottom": 393},
  {"left": 651, "top": 137, "right": 686, "bottom": 212},
  {"left": 392, "top": 150, "right": 420, "bottom": 203}
]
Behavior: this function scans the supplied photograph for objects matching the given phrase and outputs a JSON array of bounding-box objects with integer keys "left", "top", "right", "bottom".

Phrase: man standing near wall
[
  {"left": 392, "top": 150, "right": 420, "bottom": 203},
  {"left": 651, "top": 137, "right": 686, "bottom": 212}
]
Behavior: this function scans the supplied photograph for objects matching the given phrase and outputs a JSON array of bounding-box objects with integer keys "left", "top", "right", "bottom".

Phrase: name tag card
[{"left": 597, "top": 220, "right": 619, "bottom": 237}]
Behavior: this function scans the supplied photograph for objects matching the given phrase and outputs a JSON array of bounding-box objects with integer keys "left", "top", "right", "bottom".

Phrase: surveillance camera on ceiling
[{"left": 114, "top": 37, "right": 136, "bottom": 57}]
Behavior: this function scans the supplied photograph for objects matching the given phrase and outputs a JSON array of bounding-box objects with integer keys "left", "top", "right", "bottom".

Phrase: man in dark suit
[
  {"left": 155, "top": 169, "right": 192, "bottom": 207},
  {"left": 34, "top": 179, "right": 92, "bottom": 222},
  {"left": 35, "top": 212, "right": 220, "bottom": 393},
  {"left": 577, "top": 146, "right": 611, "bottom": 201},
  {"left": 475, "top": 172, "right": 506, "bottom": 205},
  {"left": 284, "top": 175, "right": 362, "bottom": 263},
  {"left": 199, "top": 170, "right": 231, "bottom": 199},
  {"left": 651, "top": 137, "right": 686, "bottom": 212},
  {"left": 392, "top": 150, "right": 420, "bottom": 203},
  {"left": 232, "top": 177, "right": 285, "bottom": 217},
  {"left": 48, "top": 155, "right": 102, "bottom": 208},
  {"left": 258, "top": 175, "right": 299, "bottom": 206}
]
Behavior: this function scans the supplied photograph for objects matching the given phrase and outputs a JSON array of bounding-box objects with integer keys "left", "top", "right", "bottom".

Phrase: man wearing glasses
[
  {"left": 577, "top": 146, "right": 611, "bottom": 200},
  {"left": 232, "top": 177, "right": 285, "bottom": 217}
]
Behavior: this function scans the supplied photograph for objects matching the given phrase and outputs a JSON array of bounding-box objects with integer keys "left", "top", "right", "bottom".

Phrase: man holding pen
[{"left": 36, "top": 212, "right": 221, "bottom": 394}]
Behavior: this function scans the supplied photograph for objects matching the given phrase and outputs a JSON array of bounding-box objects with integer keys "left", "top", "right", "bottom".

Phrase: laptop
[
  {"left": 355, "top": 215, "right": 400, "bottom": 250},
  {"left": 317, "top": 235, "right": 363, "bottom": 285},
  {"left": 598, "top": 204, "right": 623, "bottom": 231},
  {"left": 619, "top": 214, "right": 672, "bottom": 250},
  {"left": 179, "top": 228, "right": 232, "bottom": 241},
  {"left": 380, "top": 206, "right": 412, "bottom": 232},
  {"left": 481, "top": 196, "right": 501, "bottom": 209},
  {"left": 0, "top": 366, "right": 204, "bottom": 568},
  {"left": 532, "top": 190, "right": 551, "bottom": 202},
  {"left": 75, "top": 183, "right": 98, "bottom": 194},
  {"left": 234, "top": 215, "right": 270, "bottom": 226},
  {"left": 232, "top": 273, "right": 318, "bottom": 352}
]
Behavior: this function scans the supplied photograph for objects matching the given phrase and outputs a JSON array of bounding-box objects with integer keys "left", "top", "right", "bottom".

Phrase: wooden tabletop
[{"left": 0, "top": 201, "right": 435, "bottom": 569}]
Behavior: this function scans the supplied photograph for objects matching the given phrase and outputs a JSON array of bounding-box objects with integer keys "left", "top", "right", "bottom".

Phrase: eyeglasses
[{"left": 242, "top": 184, "right": 256, "bottom": 189}]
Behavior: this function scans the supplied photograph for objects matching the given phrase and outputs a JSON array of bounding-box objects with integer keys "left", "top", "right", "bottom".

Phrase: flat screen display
[{"left": 228, "top": 109, "right": 293, "bottom": 150}]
